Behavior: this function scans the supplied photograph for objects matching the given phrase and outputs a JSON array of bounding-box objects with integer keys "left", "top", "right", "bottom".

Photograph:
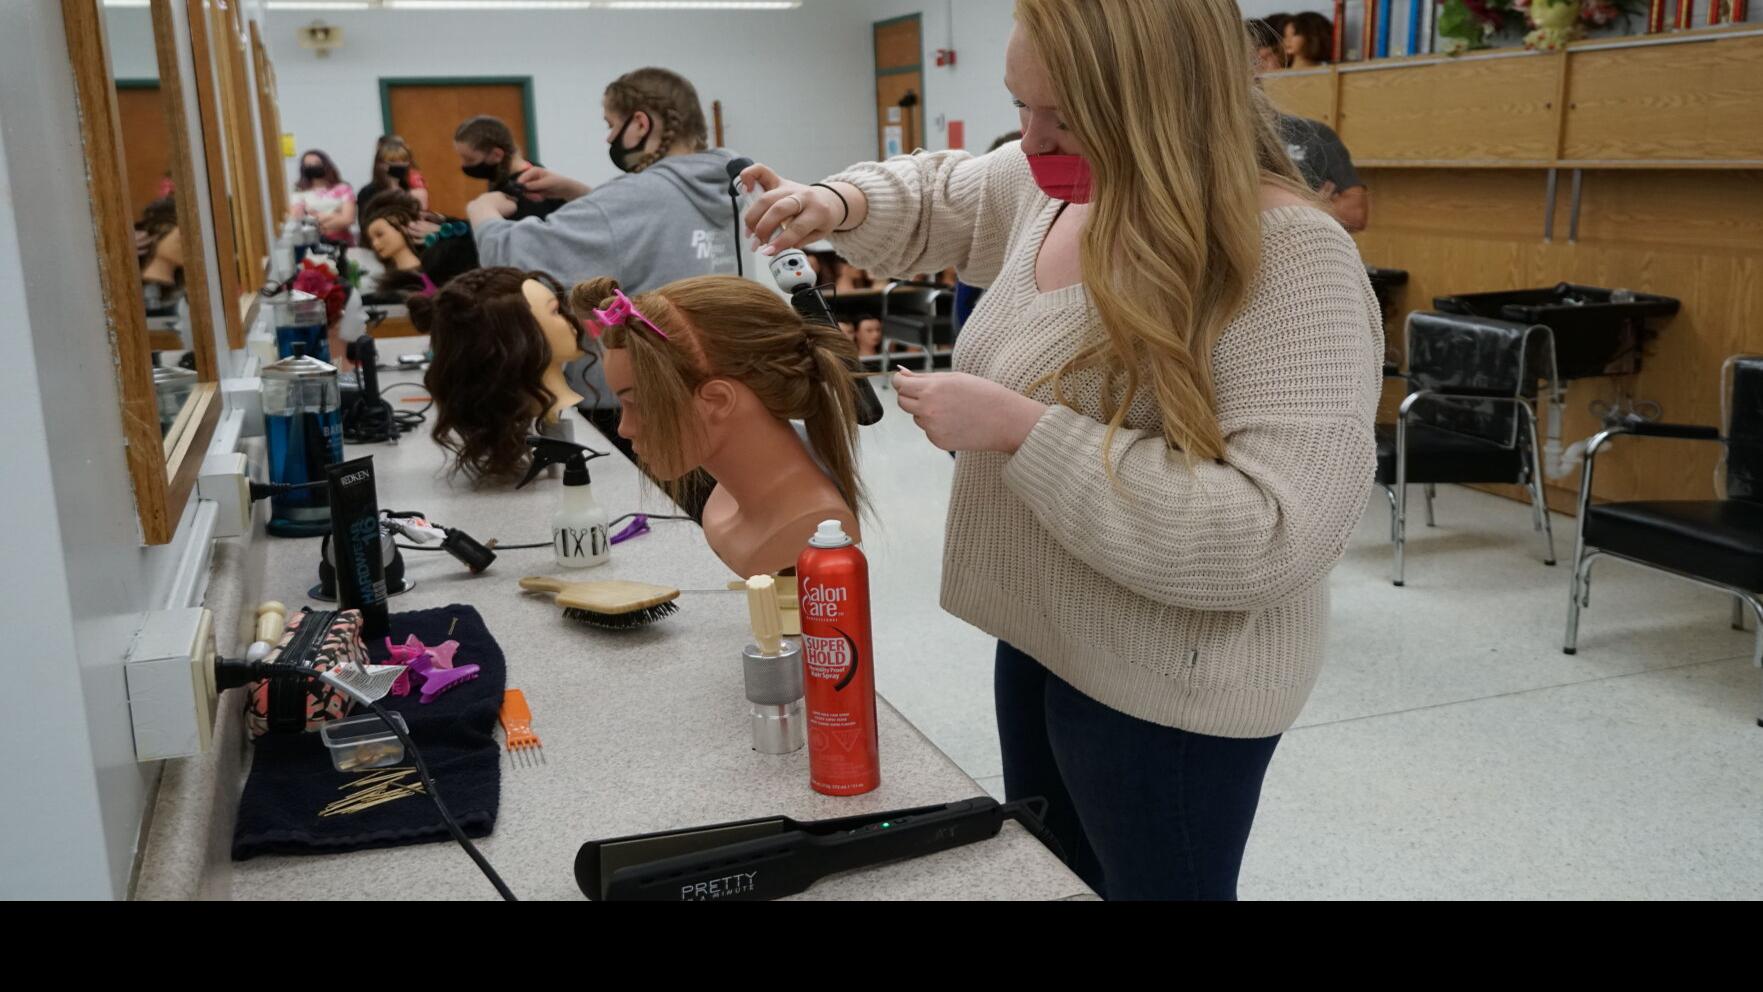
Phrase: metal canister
[
  {"left": 273, "top": 289, "right": 331, "bottom": 363},
  {"left": 152, "top": 365, "right": 198, "bottom": 436},
  {"left": 262, "top": 351, "right": 343, "bottom": 536},
  {"left": 742, "top": 639, "right": 806, "bottom": 755}
]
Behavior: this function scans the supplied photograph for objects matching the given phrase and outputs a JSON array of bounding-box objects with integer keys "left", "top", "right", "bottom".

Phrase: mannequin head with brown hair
[
  {"left": 414, "top": 267, "right": 589, "bottom": 483},
  {"left": 571, "top": 273, "right": 864, "bottom": 576},
  {"left": 360, "top": 190, "right": 424, "bottom": 274}
]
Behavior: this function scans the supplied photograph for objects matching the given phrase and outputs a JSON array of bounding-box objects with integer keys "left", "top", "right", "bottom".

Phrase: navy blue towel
[{"left": 233, "top": 605, "right": 505, "bottom": 860}]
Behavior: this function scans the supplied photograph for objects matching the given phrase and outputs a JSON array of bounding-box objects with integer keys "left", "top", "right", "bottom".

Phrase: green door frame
[
  {"left": 378, "top": 75, "right": 540, "bottom": 162},
  {"left": 873, "top": 13, "right": 924, "bottom": 155}
]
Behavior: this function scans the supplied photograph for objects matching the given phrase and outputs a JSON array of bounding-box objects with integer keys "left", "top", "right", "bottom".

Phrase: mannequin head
[
  {"left": 138, "top": 195, "right": 182, "bottom": 285},
  {"left": 1284, "top": 12, "right": 1332, "bottom": 67},
  {"left": 453, "top": 116, "right": 521, "bottom": 187},
  {"left": 571, "top": 274, "right": 864, "bottom": 516},
  {"left": 415, "top": 267, "right": 590, "bottom": 482},
  {"left": 1247, "top": 18, "right": 1286, "bottom": 72},
  {"left": 360, "top": 190, "right": 424, "bottom": 270},
  {"left": 601, "top": 67, "right": 710, "bottom": 175}
]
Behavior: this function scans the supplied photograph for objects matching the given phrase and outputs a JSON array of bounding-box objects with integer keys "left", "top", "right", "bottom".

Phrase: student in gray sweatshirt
[{"left": 466, "top": 68, "right": 742, "bottom": 457}]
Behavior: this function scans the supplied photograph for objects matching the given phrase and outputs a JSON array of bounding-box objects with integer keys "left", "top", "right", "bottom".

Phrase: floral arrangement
[
  {"left": 1436, "top": 0, "right": 1639, "bottom": 53},
  {"left": 290, "top": 256, "right": 350, "bottom": 327}
]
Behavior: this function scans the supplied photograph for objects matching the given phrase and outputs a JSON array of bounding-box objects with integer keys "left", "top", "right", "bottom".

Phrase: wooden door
[
  {"left": 874, "top": 15, "right": 924, "bottom": 158},
  {"left": 116, "top": 84, "right": 172, "bottom": 219},
  {"left": 384, "top": 79, "right": 533, "bottom": 218}
]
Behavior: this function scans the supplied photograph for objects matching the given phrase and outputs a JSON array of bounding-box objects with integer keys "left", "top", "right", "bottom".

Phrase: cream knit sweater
[{"left": 828, "top": 144, "right": 1380, "bottom": 739}]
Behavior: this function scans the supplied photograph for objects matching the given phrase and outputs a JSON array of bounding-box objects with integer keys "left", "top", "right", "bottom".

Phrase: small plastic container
[{"left": 320, "top": 711, "right": 408, "bottom": 772}]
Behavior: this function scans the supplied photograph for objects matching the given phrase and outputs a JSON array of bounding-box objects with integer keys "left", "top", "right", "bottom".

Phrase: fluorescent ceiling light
[
  {"left": 265, "top": 1, "right": 372, "bottom": 9},
  {"left": 382, "top": 1, "right": 800, "bottom": 9},
  {"left": 102, "top": 1, "right": 151, "bottom": 8}
]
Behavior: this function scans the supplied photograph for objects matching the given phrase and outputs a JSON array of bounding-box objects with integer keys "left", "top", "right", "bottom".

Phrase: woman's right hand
[
  {"left": 737, "top": 164, "right": 848, "bottom": 254},
  {"left": 516, "top": 166, "right": 590, "bottom": 202}
]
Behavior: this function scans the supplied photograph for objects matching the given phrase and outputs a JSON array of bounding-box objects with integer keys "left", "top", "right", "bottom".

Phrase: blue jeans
[{"left": 994, "top": 641, "right": 1281, "bottom": 900}]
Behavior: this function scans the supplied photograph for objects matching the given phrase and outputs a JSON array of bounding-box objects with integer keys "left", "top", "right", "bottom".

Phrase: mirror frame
[
  {"left": 63, "top": 0, "right": 222, "bottom": 546},
  {"left": 215, "top": 1, "right": 270, "bottom": 284},
  {"left": 184, "top": 0, "right": 245, "bottom": 351},
  {"left": 249, "top": 20, "right": 290, "bottom": 229}
]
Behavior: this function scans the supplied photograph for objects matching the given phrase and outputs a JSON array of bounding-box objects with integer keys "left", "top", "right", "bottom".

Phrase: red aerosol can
[{"left": 796, "top": 519, "right": 880, "bottom": 796}]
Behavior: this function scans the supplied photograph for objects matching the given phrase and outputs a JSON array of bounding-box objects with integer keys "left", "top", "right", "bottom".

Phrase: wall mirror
[{"left": 66, "top": 0, "right": 222, "bottom": 545}]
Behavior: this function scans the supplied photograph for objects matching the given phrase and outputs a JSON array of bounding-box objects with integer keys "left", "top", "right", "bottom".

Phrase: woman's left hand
[{"left": 893, "top": 368, "right": 1047, "bottom": 454}]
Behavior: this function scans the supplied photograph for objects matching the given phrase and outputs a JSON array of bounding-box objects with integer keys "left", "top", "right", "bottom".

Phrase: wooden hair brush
[{"left": 519, "top": 576, "right": 682, "bottom": 630}]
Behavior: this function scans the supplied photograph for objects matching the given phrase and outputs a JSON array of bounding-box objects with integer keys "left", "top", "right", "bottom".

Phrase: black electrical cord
[
  {"left": 609, "top": 512, "right": 695, "bottom": 528},
  {"left": 344, "top": 376, "right": 430, "bottom": 444},
  {"left": 216, "top": 659, "right": 517, "bottom": 901},
  {"left": 396, "top": 515, "right": 693, "bottom": 555},
  {"left": 248, "top": 480, "right": 326, "bottom": 502}
]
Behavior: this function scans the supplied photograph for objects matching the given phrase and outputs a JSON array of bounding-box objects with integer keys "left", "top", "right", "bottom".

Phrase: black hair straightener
[{"left": 575, "top": 796, "right": 1057, "bottom": 901}]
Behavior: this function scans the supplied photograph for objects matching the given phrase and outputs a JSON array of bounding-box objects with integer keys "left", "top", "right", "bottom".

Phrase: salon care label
[{"left": 797, "top": 523, "right": 881, "bottom": 796}]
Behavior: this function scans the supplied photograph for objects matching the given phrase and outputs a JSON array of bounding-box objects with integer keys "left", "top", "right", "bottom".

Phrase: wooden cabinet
[
  {"left": 1265, "top": 27, "right": 1763, "bottom": 169},
  {"left": 1562, "top": 33, "right": 1763, "bottom": 164},
  {"left": 1341, "top": 54, "right": 1560, "bottom": 165}
]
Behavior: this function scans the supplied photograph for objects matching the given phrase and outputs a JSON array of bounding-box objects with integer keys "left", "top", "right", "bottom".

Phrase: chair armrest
[{"left": 1622, "top": 422, "right": 1721, "bottom": 441}]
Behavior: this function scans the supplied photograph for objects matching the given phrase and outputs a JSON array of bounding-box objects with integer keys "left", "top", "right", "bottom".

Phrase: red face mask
[{"left": 1027, "top": 153, "right": 1093, "bottom": 204}]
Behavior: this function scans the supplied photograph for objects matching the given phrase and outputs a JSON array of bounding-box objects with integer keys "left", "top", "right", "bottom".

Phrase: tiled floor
[{"left": 857, "top": 388, "right": 1763, "bottom": 899}]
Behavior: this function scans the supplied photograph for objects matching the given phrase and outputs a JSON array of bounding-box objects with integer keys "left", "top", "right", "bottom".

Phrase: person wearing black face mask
[
  {"left": 358, "top": 135, "right": 431, "bottom": 211},
  {"left": 461, "top": 68, "right": 745, "bottom": 512},
  {"left": 290, "top": 148, "right": 356, "bottom": 245},
  {"left": 453, "top": 116, "right": 567, "bottom": 222}
]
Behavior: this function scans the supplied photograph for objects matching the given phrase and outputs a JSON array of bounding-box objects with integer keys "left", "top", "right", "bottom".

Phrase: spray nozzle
[{"left": 516, "top": 435, "right": 609, "bottom": 490}]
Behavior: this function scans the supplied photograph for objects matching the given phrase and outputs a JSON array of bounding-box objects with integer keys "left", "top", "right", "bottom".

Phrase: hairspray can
[{"left": 796, "top": 519, "right": 879, "bottom": 796}]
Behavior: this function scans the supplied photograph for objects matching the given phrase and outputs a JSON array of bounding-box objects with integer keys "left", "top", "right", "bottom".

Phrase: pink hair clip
[{"left": 591, "top": 288, "right": 668, "bottom": 341}]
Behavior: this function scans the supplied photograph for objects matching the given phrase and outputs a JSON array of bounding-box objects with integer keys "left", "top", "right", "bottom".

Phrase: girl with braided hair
[{"left": 465, "top": 67, "right": 746, "bottom": 503}]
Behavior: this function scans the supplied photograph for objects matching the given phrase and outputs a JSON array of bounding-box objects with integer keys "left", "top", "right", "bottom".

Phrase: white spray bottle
[{"left": 517, "top": 435, "right": 610, "bottom": 569}]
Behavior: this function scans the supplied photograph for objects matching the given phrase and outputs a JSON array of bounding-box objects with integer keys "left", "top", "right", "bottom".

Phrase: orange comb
[{"left": 499, "top": 689, "right": 544, "bottom": 767}]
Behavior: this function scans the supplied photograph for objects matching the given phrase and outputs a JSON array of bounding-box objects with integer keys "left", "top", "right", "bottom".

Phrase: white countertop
[{"left": 172, "top": 368, "right": 1090, "bottom": 901}]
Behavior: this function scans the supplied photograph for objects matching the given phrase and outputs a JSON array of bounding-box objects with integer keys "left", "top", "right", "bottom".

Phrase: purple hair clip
[
  {"left": 591, "top": 288, "right": 668, "bottom": 341},
  {"left": 609, "top": 514, "right": 651, "bottom": 546}
]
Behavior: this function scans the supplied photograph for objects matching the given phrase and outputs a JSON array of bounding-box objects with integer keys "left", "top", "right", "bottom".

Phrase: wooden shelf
[{"left": 1263, "top": 28, "right": 1763, "bottom": 171}]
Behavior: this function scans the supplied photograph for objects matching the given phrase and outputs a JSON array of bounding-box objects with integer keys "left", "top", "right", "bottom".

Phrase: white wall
[
  {"left": 104, "top": 6, "right": 160, "bottom": 81},
  {"left": 862, "top": 0, "right": 1020, "bottom": 155},
  {"left": 0, "top": 0, "right": 245, "bottom": 900},
  {"left": 265, "top": 5, "right": 876, "bottom": 196}
]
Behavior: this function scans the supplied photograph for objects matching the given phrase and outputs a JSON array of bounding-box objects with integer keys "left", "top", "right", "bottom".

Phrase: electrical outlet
[
  {"left": 125, "top": 608, "right": 219, "bottom": 762},
  {"left": 198, "top": 451, "right": 251, "bottom": 538}
]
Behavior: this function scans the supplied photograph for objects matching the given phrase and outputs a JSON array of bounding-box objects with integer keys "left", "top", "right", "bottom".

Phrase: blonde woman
[{"left": 740, "top": 0, "right": 1379, "bottom": 900}]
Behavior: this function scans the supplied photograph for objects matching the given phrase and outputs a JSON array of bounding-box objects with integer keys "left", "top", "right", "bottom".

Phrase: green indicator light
[{"left": 882, "top": 822, "right": 892, "bottom": 828}]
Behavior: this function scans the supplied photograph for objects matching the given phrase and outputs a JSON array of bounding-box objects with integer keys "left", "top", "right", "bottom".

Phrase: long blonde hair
[
  {"left": 570, "top": 275, "right": 865, "bottom": 517},
  {"left": 1016, "top": 0, "right": 1306, "bottom": 466}
]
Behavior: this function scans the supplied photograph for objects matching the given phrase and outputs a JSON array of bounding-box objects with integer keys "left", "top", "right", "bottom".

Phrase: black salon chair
[
  {"left": 1379, "top": 311, "right": 1561, "bottom": 586},
  {"left": 879, "top": 280, "right": 957, "bottom": 373},
  {"left": 1564, "top": 356, "right": 1763, "bottom": 725}
]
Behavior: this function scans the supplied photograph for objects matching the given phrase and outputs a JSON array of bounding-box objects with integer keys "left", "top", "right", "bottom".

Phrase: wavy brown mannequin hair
[
  {"left": 602, "top": 68, "right": 711, "bottom": 174},
  {"left": 414, "top": 267, "right": 590, "bottom": 483},
  {"left": 570, "top": 274, "right": 864, "bottom": 517},
  {"left": 360, "top": 190, "right": 427, "bottom": 295}
]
